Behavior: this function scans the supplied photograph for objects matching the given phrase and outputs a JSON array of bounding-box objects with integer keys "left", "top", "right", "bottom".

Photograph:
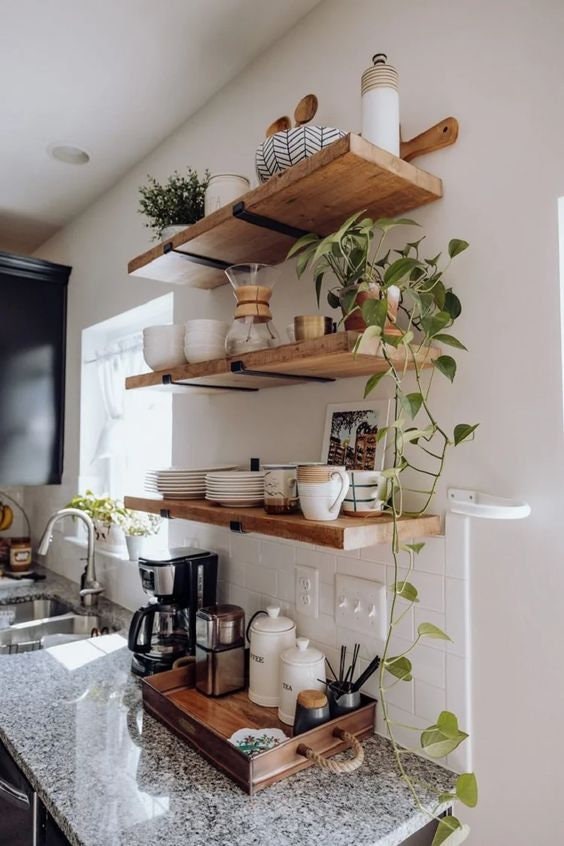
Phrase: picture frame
[{"left": 321, "top": 401, "right": 391, "bottom": 471}]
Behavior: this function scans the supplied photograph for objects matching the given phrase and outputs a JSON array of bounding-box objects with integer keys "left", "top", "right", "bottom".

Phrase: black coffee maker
[{"left": 128, "top": 546, "right": 218, "bottom": 677}]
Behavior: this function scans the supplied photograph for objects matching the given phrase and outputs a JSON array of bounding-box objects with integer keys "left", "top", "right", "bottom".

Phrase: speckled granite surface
[{"left": 0, "top": 568, "right": 453, "bottom": 846}]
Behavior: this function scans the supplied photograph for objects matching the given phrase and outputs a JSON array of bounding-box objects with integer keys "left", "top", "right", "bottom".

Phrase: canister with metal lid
[
  {"left": 195, "top": 604, "right": 245, "bottom": 696},
  {"left": 247, "top": 607, "right": 296, "bottom": 707},
  {"left": 278, "top": 637, "right": 326, "bottom": 725},
  {"left": 361, "top": 53, "right": 400, "bottom": 155}
]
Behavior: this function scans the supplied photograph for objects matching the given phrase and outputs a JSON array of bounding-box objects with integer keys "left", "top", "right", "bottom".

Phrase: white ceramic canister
[
  {"left": 361, "top": 53, "right": 400, "bottom": 156},
  {"left": 204, "top": 173, "right": 250, "bottom": 216},
  {"left": 278, "top": 637, "right": 326, "bottom": 725},
  {"left": 248, "top": 607, "right": 296, "bottom": 707}
]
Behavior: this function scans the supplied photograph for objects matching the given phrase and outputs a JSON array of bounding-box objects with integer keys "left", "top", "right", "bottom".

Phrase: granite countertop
[{"left": 0, "top": 568, "right": 453, "bottom": 846}]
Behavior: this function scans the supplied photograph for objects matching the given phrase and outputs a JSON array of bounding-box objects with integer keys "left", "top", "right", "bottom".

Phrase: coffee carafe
[{"left": 128, "top": 546, "right": 218, "bottom": 677}]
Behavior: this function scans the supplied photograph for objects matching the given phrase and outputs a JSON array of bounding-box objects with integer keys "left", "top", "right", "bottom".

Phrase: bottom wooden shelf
[{"left": 124, "top": 496, "right": 440, "bottom": 551}]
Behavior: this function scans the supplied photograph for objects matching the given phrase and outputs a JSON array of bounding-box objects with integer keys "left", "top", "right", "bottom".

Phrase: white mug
[
  {"left": 342, "top": 470, "right": 389, "bottom": 515},
  {"left": 299, "top": 469, "right": 349, "bottom": 521}
]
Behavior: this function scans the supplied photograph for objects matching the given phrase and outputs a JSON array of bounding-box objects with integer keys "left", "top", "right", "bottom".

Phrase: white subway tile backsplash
[
  {"left": 277, "top": 569, "right": 295, "bottom": 603},
  {"left": 229, "top": 532, "right": 260, "bottom": 564},
  {"left": 412, "top": 536, "right": 446, "bottom": 575},
  {"left": 386, "top": 566, "right": 444, "bottom": 613},
  {"left": 261, "top": 539, "right": 295, "bottom": 570},
  {"left": 295, "top": 546, "right": 336, "bottom": 584},
  {"left": 414, "top": 680, "right": 446, "bottom": 723},
  {"left": 320, "top": 580, "right": 335, "bottom": 616},
  {"left": 336, "top": 555, "right": 386, "bottom": 583},
  {"left": 245, "top": 562, "right": 278, "bottom": 596},
  {"left": 296, "top": 612, "right": 337, "bottom": 647}
]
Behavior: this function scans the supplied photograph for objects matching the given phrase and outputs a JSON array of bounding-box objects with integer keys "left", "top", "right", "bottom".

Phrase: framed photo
[{"left": 321, "top": 401, "right": 391, "bottom": 471}]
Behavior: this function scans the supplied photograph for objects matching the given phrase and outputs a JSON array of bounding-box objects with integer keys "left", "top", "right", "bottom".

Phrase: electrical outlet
[
  {"left": 295, "top": 564, "right": 319, "bottom": 618},
  {"left": 335, "top": 574, "right": 386, "bottom": 639}
]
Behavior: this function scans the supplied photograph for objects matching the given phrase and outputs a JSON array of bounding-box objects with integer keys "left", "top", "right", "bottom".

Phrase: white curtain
[{"left": 91, "top": 335, "right": 144, "bottom": 497}]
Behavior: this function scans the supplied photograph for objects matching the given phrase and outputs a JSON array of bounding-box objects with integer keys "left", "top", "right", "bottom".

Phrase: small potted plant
[
  {"left": 287, "top": 212, "right": 457, "bottom": 332},
  {"left": 118, "top": 510, "right": 162, "bottom": 561},
  {"left": 66, "top": 491, "right": 128, "bottom": 552},
  {"left": 138, "top": 168, "right": 210, "bottom": 241}
]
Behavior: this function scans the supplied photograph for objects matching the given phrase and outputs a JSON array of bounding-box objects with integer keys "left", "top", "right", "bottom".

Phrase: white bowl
[
  {"left": 185, "top": 347, "right": 226, "bottom": 364},
  {"left": 143, "top": 324, "right": 184, "bottom": 340},
  {"left": 143, "top": 349, "right": 187, "bottom": 371},
  {"left": 185, "top": 319, "right": 229, "bottom": 334}
]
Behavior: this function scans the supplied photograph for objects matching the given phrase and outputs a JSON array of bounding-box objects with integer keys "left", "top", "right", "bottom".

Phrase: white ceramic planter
[{"left": 125, "top": 535, "right": 145, "bottom": 561}]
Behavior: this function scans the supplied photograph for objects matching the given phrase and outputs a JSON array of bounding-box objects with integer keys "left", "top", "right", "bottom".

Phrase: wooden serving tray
[{"left": 142, "top": 664, "right": 376, "bottom": 794}]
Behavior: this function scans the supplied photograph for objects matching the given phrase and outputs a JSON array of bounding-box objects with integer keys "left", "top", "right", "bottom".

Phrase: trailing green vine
[{"left": 289, "top": 215, "right": 478, "bottom": 845}]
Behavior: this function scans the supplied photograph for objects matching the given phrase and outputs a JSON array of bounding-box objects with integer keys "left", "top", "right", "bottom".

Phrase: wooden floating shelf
[
  {"left": 124, "top": 496, "right": 441, "bottom": 551},
  {"left": 128, "top": 133, "right": 443, "bottom": 289},
  {"left": 125, "top": 332, "right": 438, "bottom": 394}
]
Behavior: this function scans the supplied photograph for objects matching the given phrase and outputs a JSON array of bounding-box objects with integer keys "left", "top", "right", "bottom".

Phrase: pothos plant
[{"left": 289, "top": 214, "right": 478, "bottom": 846}]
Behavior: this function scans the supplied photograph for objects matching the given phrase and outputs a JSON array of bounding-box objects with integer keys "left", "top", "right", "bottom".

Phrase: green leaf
[
  {"left": 385, "top": 655, "right": 413, "bottom": 681},
  {"left": 434, "top": 333, "right": 467, "bottom": 350},
  {"left": 375, "top": 216, "right": 420, "bottom": 233},
  {"left": 417, "top": 622, "right": 452, "bottom": 641},
  {"left": 444, "top": 290, "right": 462, "bottom": 319},
  {"left": 453, "top": 423, "right": 479, "bottom": 445},
  {"left": 383, "top": 257, "right": 423, "bottom": 287},
  {"left": 362, "top": 297, "right": 388, "bottom": 329},
  {"left": 448, "top": 239, "right": 469, "bottom": 259},
  {"left": 286, "top": 232, "right": 319, "bottom": 260},
  {"left": 420, "top": 726, "right": 468, "bottom": 757},
  {"left": 382, "top": 332, "right": 403, "bottom": 347},
  {"left": 432, "top": 816, "right": 467, "bottom": 846},
  {"left": 327, "top": 289, "right": 341, "bottom": 309},
  {"left": 437, "top": 710, "right": 460, "bottom": 738},
  {"left": 403, "top": 542, "right": 425, "bottom": 554},
  {"left": 401, "top": 392, "right": 423, "bottom": 418},
  {"left": 296, "top": 248, "right": 313, "bottom": 278},
  {"left": 456, "top": 772, "right": 478, "bottom": 808},
  {"left": 312, "top": 271, "right": 324, "bottom": 306},
  {"left": 391, "top": 581, "right": 419, "bottom": 602},
  {"left": 421, "top": 311, "right": 451, "bottom": 338},
  {"left": 364, "top": 370, "right": 389, "bottom": 397},
  {"left": 434, "top": 355, "right": 457, "bottom": 382}
]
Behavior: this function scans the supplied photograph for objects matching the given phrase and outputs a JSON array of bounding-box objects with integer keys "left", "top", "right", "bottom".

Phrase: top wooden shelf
[{"left": 128, "top": 133, "right": 443, "bottom": 289}]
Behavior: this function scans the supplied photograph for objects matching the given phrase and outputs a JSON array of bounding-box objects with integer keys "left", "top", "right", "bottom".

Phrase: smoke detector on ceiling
[{"left": 47, "top": 144, "right": 90, "bottom": 165}]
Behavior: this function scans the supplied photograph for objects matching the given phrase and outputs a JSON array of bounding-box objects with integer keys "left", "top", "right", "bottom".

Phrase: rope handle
[{"left": 297, "top": 728, "right": 365, "bottom": 775}]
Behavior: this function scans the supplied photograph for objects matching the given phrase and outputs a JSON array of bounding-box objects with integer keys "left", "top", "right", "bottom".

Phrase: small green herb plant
[
  {"left": 66, "top": 491, "right": 128, "bottom": 541},
  {"left": 118, "top": 510, "right": 162, "bottom": 538},
  {"left": 289, "top": 214, "right": 478, "bottom": 846},
  {"left": 138, "top": 168, "right": 210, "bottom": 240}
]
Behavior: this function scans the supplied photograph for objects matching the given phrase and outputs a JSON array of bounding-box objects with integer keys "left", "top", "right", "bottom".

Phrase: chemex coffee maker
[{"left": 128, "top": 547, "right": 218, "bottom": 677}]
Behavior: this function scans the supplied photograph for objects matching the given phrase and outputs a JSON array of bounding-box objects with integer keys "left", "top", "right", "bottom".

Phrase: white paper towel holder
[{"left": 448, "top": 488, "right": 531, "bottom": 520}]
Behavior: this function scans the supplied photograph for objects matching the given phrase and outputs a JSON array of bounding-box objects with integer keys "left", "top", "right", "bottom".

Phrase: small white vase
[{"left": 125, "top": 535, "right": 145, "bottom": 562}]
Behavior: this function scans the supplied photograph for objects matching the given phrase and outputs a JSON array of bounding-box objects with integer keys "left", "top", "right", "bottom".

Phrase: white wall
[{"left": 28, "top": 1, "right": 564, "bottom": 842}]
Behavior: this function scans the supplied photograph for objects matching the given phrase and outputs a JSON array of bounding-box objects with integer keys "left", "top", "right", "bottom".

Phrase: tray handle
[{"left": 297, "top": 727, "right": 365, "bottom": 774}]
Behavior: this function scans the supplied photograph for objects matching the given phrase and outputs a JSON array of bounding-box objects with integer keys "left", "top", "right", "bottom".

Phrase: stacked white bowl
[
  {"left": 185, "top": 319, "right": 229, "bottom": 363},
  {"left": 143, "top": 324, "right": 186, "bottom": 371}
]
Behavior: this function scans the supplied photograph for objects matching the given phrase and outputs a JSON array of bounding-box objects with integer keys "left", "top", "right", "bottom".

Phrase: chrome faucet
[{"left": 38, "top": 508, "right": 104, "bottom": 608}]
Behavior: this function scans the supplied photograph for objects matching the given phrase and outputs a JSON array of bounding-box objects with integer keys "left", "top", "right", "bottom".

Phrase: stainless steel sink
[
  {"left": 0, "top": 598, "right": 75, "bottom": 625},
  {"left": 0, "top": 614, "right": 102, "bottom": 654}
]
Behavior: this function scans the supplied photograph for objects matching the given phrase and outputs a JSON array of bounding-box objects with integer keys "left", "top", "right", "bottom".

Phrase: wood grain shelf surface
[
  {"left": 128, "top": 134, "right": 443, "bottom": 289},
  {"left": 125, "top": 331, "right": 438, "bottom": 393},
  {"left": 124, "top": 495, "right": 441, "bottom": 551}
]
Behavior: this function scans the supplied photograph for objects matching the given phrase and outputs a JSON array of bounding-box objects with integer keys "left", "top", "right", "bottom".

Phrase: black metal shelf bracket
[
  {"left": 232, "top": 201, "right": 313, "bottom": 240},
  {"left": 161, "top": 374, "right": 258, "bottom": 392},
  {"left": 230, "top": 361, "right": 335, "bottom": 384},
  {"left": 229, "top": 521, "right": 249, "bottom": 534},
  {"left": 160, "top": 509, "right": 173, "bottom": 519},
  {"left": 162, "top": 241, "right": 231, "bottom": 271}
]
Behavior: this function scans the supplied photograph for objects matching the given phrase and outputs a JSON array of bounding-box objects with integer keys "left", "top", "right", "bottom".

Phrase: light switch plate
[
  {"left": 335, "top": 574, "right": 386, "bottom": 639},
  {"left": 295, "top": 564, "right": 319, "bottom": 618}
]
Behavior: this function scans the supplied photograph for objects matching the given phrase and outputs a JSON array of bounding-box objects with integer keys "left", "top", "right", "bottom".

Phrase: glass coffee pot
[{"left": 224, "top": 263, "right": 279, "bottom": 355}]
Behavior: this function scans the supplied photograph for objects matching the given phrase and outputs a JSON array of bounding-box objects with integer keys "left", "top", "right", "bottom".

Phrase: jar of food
[
  {"left": 248, "top": 607, "right": 296, "bottom": 707},
  {"left": 204, "top": 174, "right": 250, "bottom": 216},
  {"left": 278, "top": 637, "right": 326, "bottom": 725},
  {"left": 9, "top": 537, "right": 32, "bottom": 572}
]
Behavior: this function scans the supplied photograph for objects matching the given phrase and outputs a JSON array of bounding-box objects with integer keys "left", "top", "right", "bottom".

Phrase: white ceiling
[{"left": 0, "top": 0, "right": 321, "bottom": 253}]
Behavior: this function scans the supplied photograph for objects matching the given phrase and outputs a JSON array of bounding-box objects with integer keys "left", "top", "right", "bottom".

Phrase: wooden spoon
[
  {"left": 294, "top": 94, "right": 318, "bottom": 126},
  {"left": 265, "top": 116, "right": 291, "bottom": 138}
]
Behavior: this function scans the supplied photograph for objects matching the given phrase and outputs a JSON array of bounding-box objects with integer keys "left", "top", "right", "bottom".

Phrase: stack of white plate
[
  {"left": 145, "top": 465, "right": 237, "bottom": 499},
  {"left": 206, "top": 471, "right": 266, "bottom": 507}
]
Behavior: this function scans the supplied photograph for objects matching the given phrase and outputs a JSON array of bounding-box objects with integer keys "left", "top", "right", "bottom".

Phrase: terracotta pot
[{"left": 340, "top": 284, "right": 400, "bottom": 334}]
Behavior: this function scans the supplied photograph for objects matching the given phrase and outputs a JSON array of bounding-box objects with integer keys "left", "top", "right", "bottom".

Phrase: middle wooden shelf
[{"left": 126, "top": 332, "right": 438, "bottom": 394}]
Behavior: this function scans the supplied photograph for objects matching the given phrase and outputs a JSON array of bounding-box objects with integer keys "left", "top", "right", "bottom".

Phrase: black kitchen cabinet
[{"left": 0, "top": 251, "right": 70, "bottom": 485}]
